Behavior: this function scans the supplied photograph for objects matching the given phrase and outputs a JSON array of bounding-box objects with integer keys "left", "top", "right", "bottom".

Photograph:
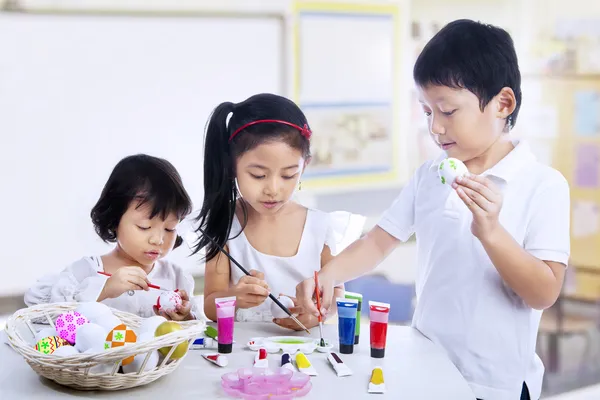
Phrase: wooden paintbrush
[
  {"left": 196, "top": 225, "right": 311, "bottom": 334},
  {"left": 314, "top": 271, "right": 326, "bottom": 347}
]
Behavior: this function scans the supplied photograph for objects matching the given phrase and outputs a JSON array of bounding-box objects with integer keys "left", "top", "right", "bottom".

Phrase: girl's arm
[
  {"left": 203, "top": 249, "right": 235, "bottom": 322},
  {"left": 203, "top": 246, "right": 270, "bottom": 322}
]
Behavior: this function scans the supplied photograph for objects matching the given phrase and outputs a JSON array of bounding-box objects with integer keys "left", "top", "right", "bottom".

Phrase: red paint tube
[{"left": 369, "top": 301, "right": 390, "bottom": 358}]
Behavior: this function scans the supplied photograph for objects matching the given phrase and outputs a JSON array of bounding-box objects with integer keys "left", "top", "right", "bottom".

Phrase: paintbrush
[
  {"left": 313, "top": 271, "right": 326, "bottom": 347},
  {"left": 196, "top": 225, "right": 311, "bottom": 334},
  {"left": 97, "top": 271, "right": 166, "bottom": 290}
]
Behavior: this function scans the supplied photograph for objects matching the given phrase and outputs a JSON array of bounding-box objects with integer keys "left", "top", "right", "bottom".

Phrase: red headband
[{"left": 228, "top": 119, "right": 312, "bottom": 142}]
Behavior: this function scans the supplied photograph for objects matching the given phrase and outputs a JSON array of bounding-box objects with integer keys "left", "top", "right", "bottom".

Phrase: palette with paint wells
[
  {"left": 246, "top": 336, "right": 333, "bottom": 354},
  {"left": 221, "top": 367, "right": 312, "bottom": 399}
]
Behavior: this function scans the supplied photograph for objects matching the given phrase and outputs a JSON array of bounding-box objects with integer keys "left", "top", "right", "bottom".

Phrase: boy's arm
[
  {"left": 480, "top": 227, "right": 564, "bottom": 310},
  {"left": 456, "top": 174, "right": 570, "bottom": 310},
  {"left": 299, "top": 226, "right": 400, "bottom": 316}
]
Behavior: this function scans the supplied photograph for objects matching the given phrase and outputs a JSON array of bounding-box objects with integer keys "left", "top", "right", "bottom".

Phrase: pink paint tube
[
  {"left": 215, "top": 296, "right": 236, "bottom": 354},
  {"left": 369, "top": 301, "right": 390, "bottom": 358}
]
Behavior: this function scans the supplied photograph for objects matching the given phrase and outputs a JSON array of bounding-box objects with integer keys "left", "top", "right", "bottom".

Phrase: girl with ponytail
[{"left": 194, "top": 93, "right": 364, "bottom": 329}]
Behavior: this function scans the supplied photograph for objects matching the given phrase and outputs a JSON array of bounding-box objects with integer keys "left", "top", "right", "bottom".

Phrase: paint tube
[
  {"left": 215, "top": 296, "right": 236, "bottom": 354},
  {"left": 202, "top": 352, "right": 228, "bottom": 367},
  {"left": 368, "top": 367, "right": 385, "bottom": 393},
  {"left": 295, "top": 352, "right": 317, "bottom": 376},
  {"left": 254, "top": 348, "right": 269, "bottom": 368},
  {"left": 327, "top": 352, "right": 352, "bottom": 377},
  {"left": 281, "top": 352, "right": 296, "bottom": 371},
  {"left": 190, "top": 336, "right": 217, "bottom": 350}
]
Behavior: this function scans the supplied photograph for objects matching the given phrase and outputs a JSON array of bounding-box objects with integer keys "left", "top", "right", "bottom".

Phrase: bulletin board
[{"left": 292, "top": 1, "right": 404, "bottom": 192}]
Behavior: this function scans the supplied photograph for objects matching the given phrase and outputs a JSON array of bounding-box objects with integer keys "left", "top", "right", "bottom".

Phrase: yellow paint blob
[
  {"left": 295, "top": 353, "right": 311, "bottom": 369},
  {"left": 370, "top": 367, "right": 384, "bottom": 385}
]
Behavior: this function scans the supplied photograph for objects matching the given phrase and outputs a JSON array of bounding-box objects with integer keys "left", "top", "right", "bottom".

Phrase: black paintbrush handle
[{"left": 196, "top": 225, "right": 294, "bottom": 317}]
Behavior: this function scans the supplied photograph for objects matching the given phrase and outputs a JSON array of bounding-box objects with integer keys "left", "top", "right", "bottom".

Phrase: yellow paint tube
[
  {"left": 295, "top": 352, "right": 317, "bottom": 376},
  {"left": 368, "top": 367, "right": 385, "bottom": 393}
]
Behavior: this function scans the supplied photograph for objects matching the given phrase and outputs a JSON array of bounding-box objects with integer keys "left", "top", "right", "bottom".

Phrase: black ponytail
[
  {"left": 193, "top": 94, "right": 312, "bottom": 262},
  {"left": 192, "top": 102, "right": 238, "bottom": 261}
]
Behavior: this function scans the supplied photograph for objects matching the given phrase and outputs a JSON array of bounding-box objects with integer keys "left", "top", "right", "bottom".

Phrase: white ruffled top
[
  {"left": 228, "top": 208, "right": 365, "bottom": 322},
  {"left": 24, "top": 256, "right": 203, "bottom": 319}
]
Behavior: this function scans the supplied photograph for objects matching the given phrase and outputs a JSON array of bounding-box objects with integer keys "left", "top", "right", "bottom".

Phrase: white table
[{"left": 1, "top": 322, "right": 475, "bottom": 399}]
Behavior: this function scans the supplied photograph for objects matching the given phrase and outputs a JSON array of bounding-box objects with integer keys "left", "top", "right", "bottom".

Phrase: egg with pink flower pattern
[{"left": 55, "top": 311, "right": 89, "bottom": 344}]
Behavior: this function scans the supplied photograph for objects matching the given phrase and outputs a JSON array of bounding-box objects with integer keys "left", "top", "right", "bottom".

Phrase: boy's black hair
[
  {"left": 91, "top": 154, "right": 193, "bottom": 248},
  {"left": 193, "top": 93, "right": 311, "bottom": 262},
  {"left": 413, "top": 19, "right": 522, "bottom": 129}
]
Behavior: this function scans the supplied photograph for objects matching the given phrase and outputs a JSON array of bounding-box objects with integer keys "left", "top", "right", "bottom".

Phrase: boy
[{"left": 296, "top": 19, "right": 570, "bottom": 400}]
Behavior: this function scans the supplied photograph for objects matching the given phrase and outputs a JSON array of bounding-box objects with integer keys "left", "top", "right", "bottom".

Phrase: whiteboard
[{"left": 0, "top": 12, "right": 283, "bottom": 295}]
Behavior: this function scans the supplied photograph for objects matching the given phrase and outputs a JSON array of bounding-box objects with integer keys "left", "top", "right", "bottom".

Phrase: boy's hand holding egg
[
  {"left": 439, "top": 157, "right": 503, "bottom": 241},
  {"left": 97, "top": 267, "right": 150, "bottom": 301},
  {"left": 233, "top": 269, "right": 270, "bottom": 309}
]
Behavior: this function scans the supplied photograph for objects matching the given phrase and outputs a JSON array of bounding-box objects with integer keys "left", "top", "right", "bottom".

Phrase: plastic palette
[
  {"left": 221, "top": 367, "right": 312, "bottom": 399},
  {"left": 246, "top": 336, "right": 333, "bottom": 354}
]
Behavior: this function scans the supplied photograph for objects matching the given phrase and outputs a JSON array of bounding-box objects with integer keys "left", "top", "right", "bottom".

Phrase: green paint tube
[{"left": 344, "top": 291, "right": 363, "bottom": 344}]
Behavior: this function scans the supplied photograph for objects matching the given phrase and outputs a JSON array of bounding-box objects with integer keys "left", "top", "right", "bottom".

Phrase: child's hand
[
  {"left": 233, "top": 270, "right": 270, "bottom": 309},
  {"left": 153, "top": 289, "right": 194, "bottom": 321},
  {"left": 99, "top": 267, "right": 149, "bottom": 300},
  {"left": 272, "top": 296, "right": 320, "bottom": 331},
  {"left": 453, "top": 175, "right": 503, "bottom": 241}
]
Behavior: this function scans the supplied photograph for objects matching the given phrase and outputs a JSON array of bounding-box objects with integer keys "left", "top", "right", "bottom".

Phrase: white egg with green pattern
[{"left": 438, "top": 157, "right": 469, "bottom": 185}]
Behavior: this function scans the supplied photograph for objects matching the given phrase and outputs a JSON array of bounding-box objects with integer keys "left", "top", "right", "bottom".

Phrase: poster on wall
[
  {"left": 575, "top": 90, "right": 600, "bottom": 136},
  {"left": 293, "top": 2, "right": 402, "bottom": 191},
  {"left": 574, "top": 143, "right": 600, "bottom": 188}
]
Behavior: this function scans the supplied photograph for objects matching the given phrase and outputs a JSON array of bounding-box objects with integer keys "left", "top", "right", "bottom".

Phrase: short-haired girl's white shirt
[
  {"left": 228, "top": 208, "right": 365, "bottom": 322},
  {"left": 25, "top": 257, "right": 203, "bottom": 319}
]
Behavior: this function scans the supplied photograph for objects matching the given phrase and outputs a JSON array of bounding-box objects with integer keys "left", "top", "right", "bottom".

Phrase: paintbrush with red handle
[
  {"left": 97, "top": 271, "right": 164, "bottom": 290},
  {"left": 314, "top": 271, "right": 326, "bottom": 347}
]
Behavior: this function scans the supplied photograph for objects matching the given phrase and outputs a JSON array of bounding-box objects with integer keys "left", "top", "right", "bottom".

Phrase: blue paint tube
[{"left": 336, "top": 298, "right": 358, "bottom": 354}]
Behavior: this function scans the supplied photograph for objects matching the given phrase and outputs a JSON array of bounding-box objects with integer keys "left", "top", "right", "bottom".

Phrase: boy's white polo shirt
[{"left": 378, "top": 140, "right": 570, "bottom": 400}]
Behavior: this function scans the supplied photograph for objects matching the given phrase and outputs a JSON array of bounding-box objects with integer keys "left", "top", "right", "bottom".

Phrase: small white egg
[
  {"left": 75, "top": 323, "right": 108, "bottom": 353},
  {"left": 438, "top": 157, "right": 469, "bottom": 185},
  {"left": 84, "top": 348, "right": 115, "bottom": 374},
  {"left": 270, "top": 296, "right": 295, "bottom": 319},
  {"left": 121, "top": 350, "right": 159, "bottom": 374},
  {"left": 94, "top": 314, "right": 122, "bottom": 333},
  {"left": 52, "top": 345, "right": 80, "bottom": 357},
  {"left": 75, "top": 302, "right": 112, "bottom": 324},
  {"left": 34, "top": 327, "right": 58, "bottom": 343},
  {"left": 137, "top": 315, "right": 168, "bottom": 336}
]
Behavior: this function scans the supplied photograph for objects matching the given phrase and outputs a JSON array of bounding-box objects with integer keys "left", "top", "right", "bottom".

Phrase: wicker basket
[{"left": 5, "top": 302, "right": 206, "bottom": 391}]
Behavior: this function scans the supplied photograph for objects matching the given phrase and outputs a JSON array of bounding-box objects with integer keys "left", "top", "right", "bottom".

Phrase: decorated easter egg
[
  {"left": 438, "top": 157, "right": 469, "bottom": 185},
  {"left": 270, "top": 295, "right": 295, "bottom": 319},
  {"left": 34, "top": 336, "right": 70, "bottom": 355},
  {"left": 55, "top": 311, "right": 89, "bottom": 344},
  {"left": 156, "top": 291, "right": 182, "bottom": 314},
  {"left": 155, "top": 321, "right": 188, "bottom": 359},
  {"left": 105, "top": 324, "right": 137, "bottom": 366}
]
